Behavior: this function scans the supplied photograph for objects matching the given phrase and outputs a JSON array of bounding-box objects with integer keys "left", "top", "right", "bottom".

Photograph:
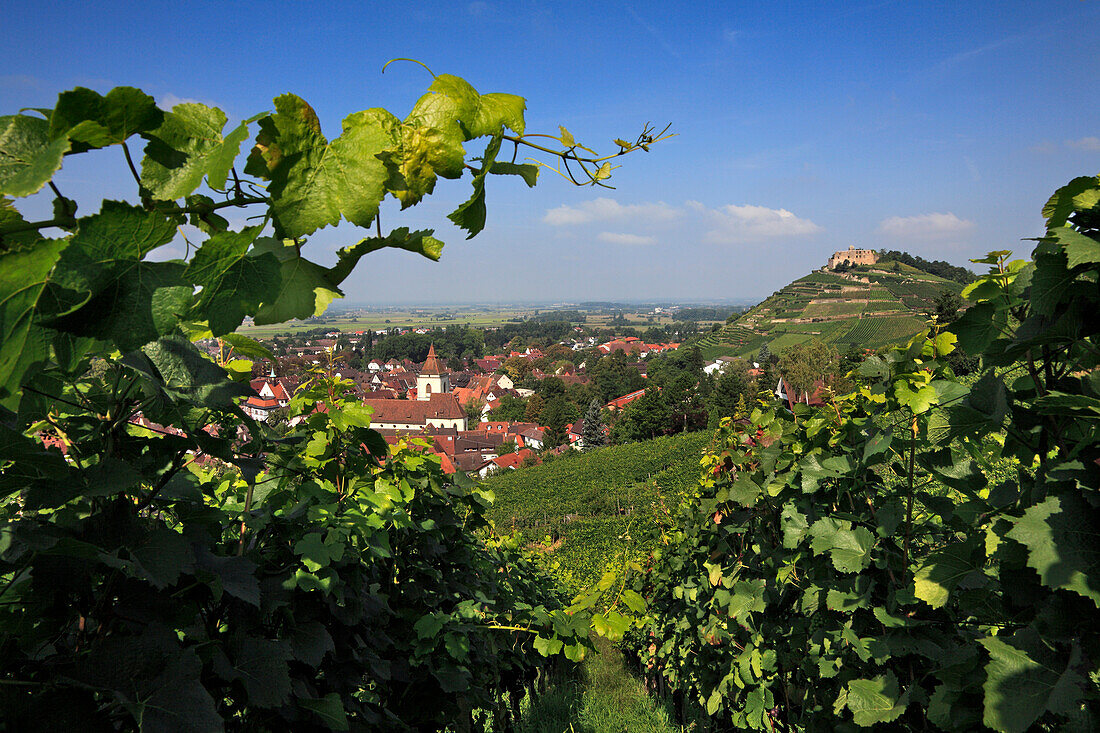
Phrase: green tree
[
  {"left": 524, "top": 393, "right": 545, "bottom": 421},
  {"left": 580, "top": 399, "right": 607, "bottom": 450},
  {"left": 777, "top": 339, "right": 839, "bottom": 394},
  {"left": 540, "top": 397, "right": 571, "bottom": 448},
  {"left": 487, "top": 393, "right": 527, "bottom": 421},
  {"left": 708, "top": 363, "right": 750, "bottom": 427}
]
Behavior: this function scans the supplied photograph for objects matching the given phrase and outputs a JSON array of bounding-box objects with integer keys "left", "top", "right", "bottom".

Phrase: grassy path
[{"left": 517, "top": 637, "right": 684, "bottom": 733}]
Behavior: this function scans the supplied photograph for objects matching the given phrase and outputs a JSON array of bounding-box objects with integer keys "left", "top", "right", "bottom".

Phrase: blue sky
[{"left": 3, "top": 1, "right": 1098, "bottom": 304}]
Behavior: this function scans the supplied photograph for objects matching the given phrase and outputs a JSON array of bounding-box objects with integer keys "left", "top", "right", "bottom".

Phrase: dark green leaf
[
  {"left": 299, "top": 694, "right": 349, "bottom": 731},
  {"left": 981, "top": 628, "right": 1086, "bottom": 733},
  {"left": 229, "top": 635, "right": 292, "bottom": 708},
  {"left": 913, "top": 539, "right": 982, "bottom": 609},
  {"left": 0, "top": 238, "right": 65, "bottom": 406},
  {"left": 845, "top": 672, "right": 908, "bottom": 726},
  {"left": 141, "top": 102, "right": 251, "bottom": 200},
  {"left": 250, "top": 238, "right": 342, "bottom": 325},
  {"left": 48, "top": 86, "right": 163, "bottom": 152},
  {"left": 1007, "top": 495, "right": 1100, "bottom": 607},
  {"left": 185, "top": 226, "right": 281, "bottom": 335},
  {"left": 448, "top": 134, "right": 501, "bottom": 237}
]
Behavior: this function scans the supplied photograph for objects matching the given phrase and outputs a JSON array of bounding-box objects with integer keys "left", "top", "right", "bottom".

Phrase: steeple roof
[{"left": 421, "top": 344, "right": 446, "bottom": 375}]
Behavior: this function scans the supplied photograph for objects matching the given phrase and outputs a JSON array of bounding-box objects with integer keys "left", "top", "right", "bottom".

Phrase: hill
[
  {"left": 481, "top": 431, "right": 713, "bottom": 591},
  {"left": 694, "top": 259, "right": 966, "bottom": 360}
]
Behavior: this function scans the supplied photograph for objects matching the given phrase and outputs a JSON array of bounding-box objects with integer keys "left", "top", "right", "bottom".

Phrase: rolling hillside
[{"left": 695, "top": 258, "right": 966, "bottom": 360}]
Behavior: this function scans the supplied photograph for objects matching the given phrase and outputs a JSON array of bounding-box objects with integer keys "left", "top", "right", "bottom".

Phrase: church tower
[{"left": 416, "top": 344, "right": 450, "bottom": 401}]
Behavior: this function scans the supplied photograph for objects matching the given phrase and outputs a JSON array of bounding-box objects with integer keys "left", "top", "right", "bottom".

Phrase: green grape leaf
[
  {"left": 299, "top": 694, "right": 349, "bottom": 731},
  {"left": 913, "top": 539, "right": 982, "bottom": 609},
  {"left": 219, "top": 332, "right": 274, "bottom": 362},
  {"left": 559, "top": 125, "right": 576, "bottom": 147},
  {"left": 433, "top": 663, "right": 472, "bottom": 693},
  {"left": 981, "top": 628, "right": 1087, "bottom": 733},
  {"left": 247, "top": 96, "right": 396, "bottom": 237},
  {"left": 845, "top": 672, "right": 908, "bottom": 726},
  {"left": 0, "top": 114, "right": 71, "bottom": 196},
  {"left": 894, "top": 380, "right": 937, "bottom": 414},
  {"left": 949, "top": 302, "right": 1001, "bottom": 354},
  {"left": 184, "top": 226, "right": 281, "bottom": 335},
  {"left": 1041, "top": 176, "right": 1099, "bottom": 227},
  {"left": 289, "top": 622, "right": 335, "bottom": 667},
  {"left": 533, "top": 635, "right": 563, "bottom": 657},
  {"left": 489, "top": 160, "right": 539, "bottom": 186},
  {"left": 728, "top": 579, "right": 766, "bottom": 621},
  {"left": 448, "top": 134, "right": 501, "bottom": 238},
  {"left": 1031, "top": 251, "right": 1075, "bottom": 316},
  {"left": 229, "top": 636, "right": 292, "bottom": 708},
  {"left": 48, "top": 86, "right": 163, "bottom": 152},
  {"left": 386, "top": 119, "right": 465, "bottom": 209},
  {"left": 809, "top": 518, "right": 875, "bottom": 573},
  {"left": 251, "top": 238, "right": 342, "bottom": 325},
  {"left": 330, "top": 227, "right": 445, "bottom": 285},
  {"left": 1007, "top": 495, "right": 1100, "bottom": 607},
  {"left": 414, "top": 613, "right": 446, "bottom": 640},
  {"left": 780, "top": 502, "right": 809, "bottom": 548},
  {"left": 127, "top": 334, "right": 253, "bottom": 409},
  {"left": 294, "top": 532, "right": 334, "bottom": 572},
  {"left": 1048, "top": 226, "right": 1100, "bottom": 269},
  {"left": 140, "top": 102, "right": 252, "bottom": 200},
  {"left": 468, "top": 92, "right": 526, "bottom": 138},
  {"left": 0, "top": 239, "right": 65, "bottom": 407},
  {"left": 131, "top": 527, "right": 195, "bottom": 590}
]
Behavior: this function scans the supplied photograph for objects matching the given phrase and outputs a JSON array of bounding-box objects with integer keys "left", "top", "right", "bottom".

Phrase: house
[
  {"left": 478, "top": 448, "right": 540, "bottom": 478},
  {"left": 606, "top": 388, "right": 648, "bottom": 412},
  {"left": 243, "top": 376, "right": 291, "bottom": 420}
]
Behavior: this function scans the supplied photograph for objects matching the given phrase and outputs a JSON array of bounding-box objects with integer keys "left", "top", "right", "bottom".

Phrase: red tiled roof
[
  {"left": 362, "top": 393, "right": 465, "bottom": 425},
  {"left": 421, "top": 344, "right": 446, "bottom": 375},
  {"left": 606, "top": 388, "right": 648, "bottom": 410}
]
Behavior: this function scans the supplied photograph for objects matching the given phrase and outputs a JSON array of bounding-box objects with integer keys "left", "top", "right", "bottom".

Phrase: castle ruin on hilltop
[{"left": 828, "top": 245, "right": 878, "bottom": 270}]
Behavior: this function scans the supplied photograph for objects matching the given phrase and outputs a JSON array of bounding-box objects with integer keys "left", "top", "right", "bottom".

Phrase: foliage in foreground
[
  {"left": 0, "top": 74, "right": 666, "bottom": 730},
  {"left": 631, "top": 175, "right": 1100, "bottom": 731}
]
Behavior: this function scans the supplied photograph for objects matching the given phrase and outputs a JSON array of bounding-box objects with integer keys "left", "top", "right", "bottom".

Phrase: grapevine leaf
[
  {"left": 620, "top": 588, "right": 647, "bottom": 614},
  {"left": 299, "top": 694, "right": 349, "bottom": 731},
  {"left": 1041, "top": 176, "right": 1098, "bottom": 227},
  {"left": 980, "top": 629, "right": 1087, "bottom": 733},
  {"left": 1031, "top": 251, "right": 1075, "bottom": 316},
  {"left": 728, "top": 579, "right": 766, "bottom": 622},
  {"left": 533, "top": 635, "right": 563, "bottom": 657},
  {"left": 329, "top": 227, "right": 445, "bottom": 285},
  {"left": 229, "top": 635, "right": 292, "bottom": 708},
  {"left": 0, "top": 114, "right": 70, "bottom": 196},
  {"left": 894, "top": 380, "right": 937, "bottom": 414},
  {"left": 810, "top": 518, "right": 875, "bottom": 573},
  {"left": 913, "top": 538, "right": 982, "bottom": 609},
  {"left": 781, "top": 502, "right": 809, "bottom": 549},
  {"left": 1007, "top": 495, "right": 1100, "bottom": 607},
  {"left": 433, "top": 663, "right": 472, "bottom": 693},
  {"left": 469, "top": 92, "right": 526, "bottom": 138},
  {"left": 140, "top": 102, "right": 252, "bottom": 200},
  {"left": 448, "top": 134, "right": 501, "bottom": 238},
  {"left": 219, "top": 332, "right": 274, "bottom": 362},
  {"left": 845, "top": 672, "right": 908, "bottom": 726},
  {"left": 132, "top": 334, "right": 252, "bottom": 410},
  {"left": 247, "top": 96, "right": 396, "bottom": 237},
  {"left": 489, "top": 160, "right": 539, "bottom": 186},
  {"left": 558, "top": 126, "right": 575, "bottom": 147},
  {"left": 414, "top": 613, "right": 445, "bottom": 640},
  {"left": 250, "top": 238, "right": 342, "bottom": 325},
  {"left": 294, "top": 532, "right": 333, "bottom": 572},
  {"left": 950, "top": 302, "right": 1001, "bottom": 354},
  {"left": 0, "top": 239, "right": 65, "bottom": 407},
  {"left": 1047, "top": 225, "right": 1100, "bottom": 269},
  {"left": 132, "top": 527, "right": 195, "bottom": 590},
  {"left": 184, "top": 226, "right": 281, "bottom": 335},
  {"left": 289, "top": 622, "right": 335, "bottom": 666},
  {"left": 48, "top": 86, "right": 163, "bottom": 152}
]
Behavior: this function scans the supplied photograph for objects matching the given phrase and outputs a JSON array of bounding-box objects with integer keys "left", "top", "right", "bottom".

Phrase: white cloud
[
  {"left": 598, "top": 232, "right": 656, "bottom": 246},
  {"left": 700, "top": 204, "right": 822, "bottom": 243},
  {"left": 1067, "top": 136, "right": 1100, "bottom": 152},
  {"left": 543, "top": 197, "right": 681, "bottom": 226},
  {"left": 158, "top": 93, "right": 218, "bottom": 110},
  {"left": 877, "top": 212, "right": 974, "bottom": 239}
]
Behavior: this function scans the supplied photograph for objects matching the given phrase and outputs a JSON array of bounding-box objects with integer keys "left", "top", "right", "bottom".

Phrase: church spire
[{"left": 421, "top": 344, "right": 445, "bottom": 375}]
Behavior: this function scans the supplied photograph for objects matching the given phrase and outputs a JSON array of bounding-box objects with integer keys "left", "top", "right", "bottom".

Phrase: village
[{"left": 235, "top": 334, "right": 685, "bottom": 478}]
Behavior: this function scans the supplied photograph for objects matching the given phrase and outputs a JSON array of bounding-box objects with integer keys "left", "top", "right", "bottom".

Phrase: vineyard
[
  {"left": 482, "top": 432, "right": 712, "bottom": 590},
  {"left": 693, "top": 260, "right": 963, "bottom": 358}
]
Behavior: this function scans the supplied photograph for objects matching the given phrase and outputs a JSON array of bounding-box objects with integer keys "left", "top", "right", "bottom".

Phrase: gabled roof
[{"left": 361, "top": 393, "right": 465, "bottom": 425}]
